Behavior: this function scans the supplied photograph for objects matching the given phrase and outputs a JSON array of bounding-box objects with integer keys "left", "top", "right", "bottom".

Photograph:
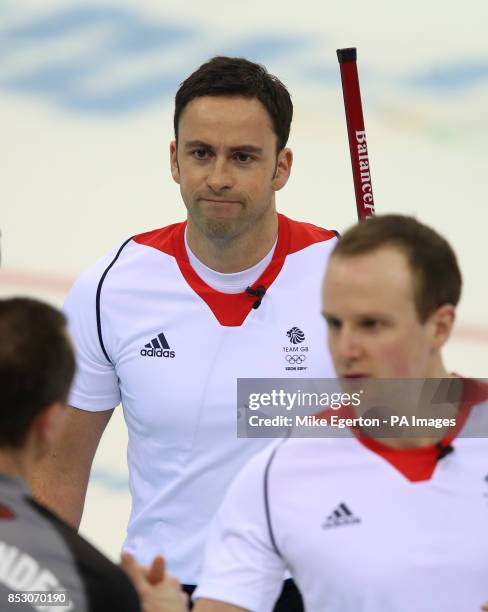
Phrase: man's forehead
[
  {"left": 326, "top": 247, "right": 412, "bottom": 282},
  {"left": 323, "top": 248, "right": 416, "bottom": 308},
  {"left": 178, "top": 95, "right": 275, "bottom": 136}
]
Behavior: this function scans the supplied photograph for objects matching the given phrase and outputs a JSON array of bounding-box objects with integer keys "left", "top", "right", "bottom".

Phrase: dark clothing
[{"left": 0, "top": 474, "right": 140, "bottom": 612}]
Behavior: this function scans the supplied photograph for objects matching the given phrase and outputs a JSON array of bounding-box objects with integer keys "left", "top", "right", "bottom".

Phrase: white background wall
[{"left": 1, "top": 0, "right": 487, "bottom": 559}]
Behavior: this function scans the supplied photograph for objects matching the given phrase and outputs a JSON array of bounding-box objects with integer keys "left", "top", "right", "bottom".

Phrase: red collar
[
  {"left": 172, "top": 214, "right": 290, "bottom": 326},
  {"left": 316, "top": 378, "right": 488, "bottom": 482},
  {"left": 359, "top": 378, "right": 488, "bottom": 481},
  {"left": 133, "top": 214, "right": 337, "bottom": 326}
]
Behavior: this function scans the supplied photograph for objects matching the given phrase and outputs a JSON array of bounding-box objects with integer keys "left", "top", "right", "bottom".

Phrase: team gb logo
[{"left": 287, "top": 327, "right": 305, "bottom": 344}]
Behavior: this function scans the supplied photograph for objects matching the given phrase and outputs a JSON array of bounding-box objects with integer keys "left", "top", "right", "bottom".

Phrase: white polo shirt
[
  {"left": 64, "top": 213, "right": 337, "bottom": 583},
  {"left": 195, "top": 379, "right": 488, "bottom": 612}
]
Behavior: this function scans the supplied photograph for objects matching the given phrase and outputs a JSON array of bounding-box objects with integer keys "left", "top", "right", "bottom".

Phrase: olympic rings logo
[{"left": 286, "top": 355, "right": 306, "bottom": 364}]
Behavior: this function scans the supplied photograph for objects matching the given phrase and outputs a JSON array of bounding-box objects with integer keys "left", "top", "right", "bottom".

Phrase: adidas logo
[
  {"left": 140, "top": 332, "right": 175, "bottom": 358},
  {"left": 322, "top": 503, "right": 360, "bottom": 529}
]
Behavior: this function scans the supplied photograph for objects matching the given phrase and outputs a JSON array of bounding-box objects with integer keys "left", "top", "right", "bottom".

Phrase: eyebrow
[
  {"left": 322, "top": 310, "right": 390, "bottom": 318},
  {"left": 183, "top": 140, "right": 263, "bottom": 154},
  {"left": 322, "top": 311, "right": 339, "bottom": 320}
]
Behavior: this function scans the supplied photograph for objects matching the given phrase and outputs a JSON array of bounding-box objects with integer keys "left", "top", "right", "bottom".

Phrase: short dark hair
[
  {"left": 332, "top": 215, "right": 462, "bottom": 322},
  {"left": 174, "top": 56, "right": 293, "bottom": 152},
  {"left": 0, "top": 298, "right": 75, "bottom": 448}
]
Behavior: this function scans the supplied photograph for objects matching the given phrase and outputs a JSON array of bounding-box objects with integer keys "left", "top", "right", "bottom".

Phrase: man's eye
[
  {"left": 233, "top": 152, "right": 252, "bottom": 163},
  {"left": 193, "top": 149, "right": 209, "bottom": 160},
  {"left": 326, "top": 318, "right": 341, "bottom": 330},
  {"left": 361, "top": 319, "right": 382, "bottom": 330}
]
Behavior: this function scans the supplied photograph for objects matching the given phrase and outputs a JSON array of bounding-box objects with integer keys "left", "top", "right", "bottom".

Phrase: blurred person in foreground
[
  {"left": 0, "top": 298, "right": 186, "bottom": 612},
  {"left": 33, "top": 56, "right": 339, "bottom": 609},
  {"left": 193, "top": 215, "right": 488, "bottom": 612}
]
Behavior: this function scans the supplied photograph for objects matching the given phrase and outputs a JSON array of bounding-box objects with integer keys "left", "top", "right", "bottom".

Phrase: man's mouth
[
  {"left": 200, "top": 198, "right": 240, "bottom": 205},
  {"left": 342, "top": 373, "right": 369, "bottom": 379}
]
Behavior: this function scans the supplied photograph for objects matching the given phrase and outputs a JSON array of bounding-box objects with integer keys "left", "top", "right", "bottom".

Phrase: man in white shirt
[
  {"left": 194, "top": 214, "right": 488, "bottom": 612},
  {"left": 32, "top": 56, "right": 338, "bottom": 609}
]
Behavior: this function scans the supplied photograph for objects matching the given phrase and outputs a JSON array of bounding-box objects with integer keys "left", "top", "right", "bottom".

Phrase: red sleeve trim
[
  {"left": 132, "top": 222, "right": 184, "bottom": 256},
  {"left": 284, "top": 216, "right": 338, "bottom": 255}
]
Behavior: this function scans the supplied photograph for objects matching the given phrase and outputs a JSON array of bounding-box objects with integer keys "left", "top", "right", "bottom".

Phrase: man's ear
[
  {"left": 272, "top": 148, "right": 293, "bottom": 192},
  {"left": 170, "top": 141, "right": 180, "bottom": 184},
  {"left": 34, "top": 402, "right": 67, "bottom": 449},
  {"left": 428, "top": 304, "right": 456, "bottom": 351}
]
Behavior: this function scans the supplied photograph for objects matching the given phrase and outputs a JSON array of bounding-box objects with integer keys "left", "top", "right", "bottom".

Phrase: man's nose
[
  {"left": 206, "top": 158, "right": 233, "bottom": 192},
  {"left": 336, "top": 325, "right": 363, "bottom": 362}
]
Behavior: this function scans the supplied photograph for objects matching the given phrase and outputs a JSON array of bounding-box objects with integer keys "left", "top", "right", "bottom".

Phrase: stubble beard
[
  {"left": 198, "top": 212, "right": 245, "bottom": 242},
  {"left": 188, "top": 198, "right": 267, "bottom": 245},
  {"left": 188, "top": 206, "right": 244, "bottom": 242}
]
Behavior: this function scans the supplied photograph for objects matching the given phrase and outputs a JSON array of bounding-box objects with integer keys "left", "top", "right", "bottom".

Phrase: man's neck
[
  {"left": 186, "top": 211, "right": 279, "bottom": 273},
  {"left": 425, "top": 358, "right": 451, "bottom": 380}
]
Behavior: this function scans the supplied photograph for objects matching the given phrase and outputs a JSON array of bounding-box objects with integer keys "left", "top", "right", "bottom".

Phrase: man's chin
[{"left": 199, "top": 216, "right": 244, "bottom": 241}]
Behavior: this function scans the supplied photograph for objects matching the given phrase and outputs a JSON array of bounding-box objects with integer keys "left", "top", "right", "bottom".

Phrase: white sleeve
[
  {"left": 63, "top": 254, "right": 121, "bottom": 411},
  {"left": 194, "top": 445, "right": 286, "bottom": 612}
]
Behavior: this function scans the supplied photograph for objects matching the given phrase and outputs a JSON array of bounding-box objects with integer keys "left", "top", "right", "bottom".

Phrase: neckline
[
  {"left": 356, "top": 377, "right": 488, "bottom": 481},
  {"left": 184, "top": 227, "right": 278, "bottom": 294},
  {"left": 171, "top": 213, "right": 291, "bottom": 326},
  {"left": 132, "top": 213, "right": 338, "bottom": 327}
]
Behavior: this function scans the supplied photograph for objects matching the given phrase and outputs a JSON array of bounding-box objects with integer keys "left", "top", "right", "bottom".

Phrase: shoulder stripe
[
  {"left": 132, "top": 222, "right": 183, "bottom": 255},
  {"left": 284, "top": 216, "right": 338, "bottom": 255},
  {"left": 263, "top": 441, "right": 287, "bottom": 558},
  {"left": 96, "top": 237, "right": 133, "bottom": 364}
]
